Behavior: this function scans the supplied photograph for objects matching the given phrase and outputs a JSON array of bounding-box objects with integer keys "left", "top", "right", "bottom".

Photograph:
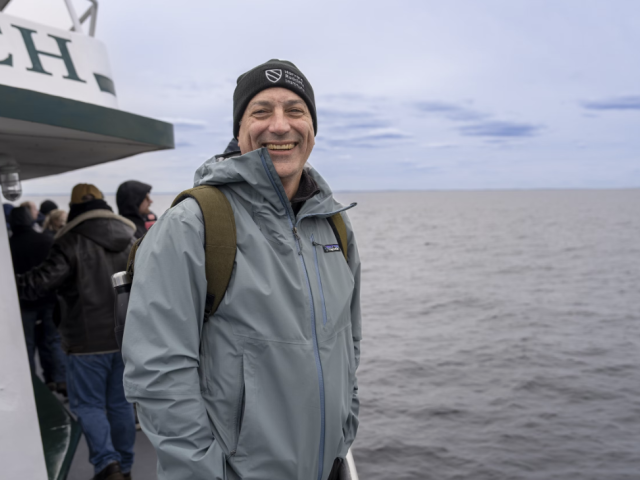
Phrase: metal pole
[
  {"left": 346, "top": 448, "right": 360, "bottom": 480},
  {"left": 88, "top": 0, "right": 98, "bottom": 37},
  {"left": 64, "top": 0, "right": 83, "bottom": 34},
  {"left": 78, "top": 8, "right": 92, "bottom": 25}
]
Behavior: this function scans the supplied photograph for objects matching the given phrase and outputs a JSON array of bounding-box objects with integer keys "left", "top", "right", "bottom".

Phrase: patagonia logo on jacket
[{"left": 323, "top": 244, "right": 341, "bottom": 253}]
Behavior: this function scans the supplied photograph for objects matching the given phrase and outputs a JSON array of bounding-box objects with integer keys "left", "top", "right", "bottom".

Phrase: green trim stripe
[{"left": 0, "top": 84, "right": 174, "bottom": 148}]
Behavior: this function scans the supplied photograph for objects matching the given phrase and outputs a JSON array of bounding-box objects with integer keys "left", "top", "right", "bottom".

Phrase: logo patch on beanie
[
  {"left": 265, "top": 69, "right": 282, "bottom": 83},
  {"left": 284, "top": 70, "right": 305, "bottom": 92}
]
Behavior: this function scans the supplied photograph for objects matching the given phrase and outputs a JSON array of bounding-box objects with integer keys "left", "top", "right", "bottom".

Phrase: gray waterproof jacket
[{"left": 122, "top": 148, "right": 361, "bottom": 480}]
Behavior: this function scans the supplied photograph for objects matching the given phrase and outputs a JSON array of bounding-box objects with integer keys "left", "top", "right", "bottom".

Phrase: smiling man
[{"left": 122, "top": 60, "right": 362, "bottom": 480}]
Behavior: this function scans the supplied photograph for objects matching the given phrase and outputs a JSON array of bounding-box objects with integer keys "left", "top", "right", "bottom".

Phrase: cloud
[
  {"left": 317, "top": 108, "right": 372, "bottom": 120},
  {"left": 161, "top": 80, "right": 231, "bottom": 93},
  {"left": 458, "top": 120, "right": 542, "bottom": 137},
  {"left": 394, "top": 160, "right": 442, "bottom": 173},
  {"left": 414, "top": 101, "right": 488, "bottom": 121},
  {"left": 581, "top": 95, "right": 640, "bottom": 111},
  {"left": 316, "top": 99, "right": 406, "bottom": 148},
  {"left": 413, "top": 100, "right": 544, "bottom": 140},
  {"left": 161, "top": 118, "right": 208, "bottom": 130},
  {"left": 317, "top": 128, "right": 412, "bottom": 149},
  {"left": 424, "top": 142, "right": 458, "bottom": 149},
  {"left": 317, "top": 109, "right": 390, "bottom": 130}
]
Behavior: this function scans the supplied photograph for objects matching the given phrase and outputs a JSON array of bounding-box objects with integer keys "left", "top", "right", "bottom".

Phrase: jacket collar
[
  {"left": 193, "top": 147, "right": 348, "bottom": 218},
  {"left": 54, "top": 209, "right": 135, "bottom": 240}
]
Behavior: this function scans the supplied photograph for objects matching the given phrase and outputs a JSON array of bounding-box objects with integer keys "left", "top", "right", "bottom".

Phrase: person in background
[
  {"left": 42, "top": 209, "right": 68, "bottom": 239},
  {"left": 8, "top": 207, "right": 67, "bottom": 395},
  {"left": 39, "top": 200, "right": 58, "bottom": 227},
  {"left": 20, "top": 200, "right": 43, "bottom": 232},
  {"left": 16, "top": 183, "right": 137, "bottom": 480},
  {"left": 38, "top": 206, "right": 69, "bottom": 394},
  {"left": 116, "top": 181, "right": 157, "bottom": 239},
  {"left": 3, "top": 203, "right": 13, "bottom": 236}
]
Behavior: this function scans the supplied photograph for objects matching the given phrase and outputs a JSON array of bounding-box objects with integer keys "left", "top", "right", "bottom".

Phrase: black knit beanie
[
  {"left": 233, "top": 59, "right": 317, "bottom": 139},
  {"left": 39, "top": 200, "right": 58, "bottom": 215}
]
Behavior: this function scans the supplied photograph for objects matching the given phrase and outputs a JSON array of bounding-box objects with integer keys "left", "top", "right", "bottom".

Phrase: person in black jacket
[
  {"left": 16, "top": 184, "right": 137, "bottom": 480},
  {"left": 116, "top": 180, "right": 157, "bottom": 239},
  {"left": 9, "top": 207, "right": 67, "bottom": 392}
]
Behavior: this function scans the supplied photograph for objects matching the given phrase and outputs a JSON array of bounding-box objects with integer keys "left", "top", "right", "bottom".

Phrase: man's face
[
  {"left": 237, "top": 87, "right": 315, "bottom": 183},
  {"left": 138, "top": 193, "right": 152, "bottom": 216}
]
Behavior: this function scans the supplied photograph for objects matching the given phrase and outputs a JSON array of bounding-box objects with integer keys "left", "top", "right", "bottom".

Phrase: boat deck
[{"left": 68, "top": 429, "right": 158, "bottom": 480}]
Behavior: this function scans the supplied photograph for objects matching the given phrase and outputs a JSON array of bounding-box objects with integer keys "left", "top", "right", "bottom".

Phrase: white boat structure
[{"left": 0, "top": 1, "right": 173, "bottom": 478}]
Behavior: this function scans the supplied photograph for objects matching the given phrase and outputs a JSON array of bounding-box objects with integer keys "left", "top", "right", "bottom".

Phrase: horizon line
[{"left": 12, "top": 185, "right": 640, "bottom": 197}]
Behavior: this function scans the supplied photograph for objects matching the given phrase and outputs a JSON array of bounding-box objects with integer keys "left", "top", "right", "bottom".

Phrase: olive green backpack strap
[
  {"left": 327, "top": 212, "right": 349, "bottom": 263},
  {"left": 126, "top": 236, "right": 144, "bottom": 278},
  {"left": 171, "top": 185, "right": 237, "bottom": 322}
]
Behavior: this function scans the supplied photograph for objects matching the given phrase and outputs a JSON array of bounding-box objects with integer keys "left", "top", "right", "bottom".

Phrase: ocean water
[
  {"left": 338, "top": 190, "right": 640, "bottom": 480},
  {"left": 20, "top": 189, "right": 640, "bottom": 479}
]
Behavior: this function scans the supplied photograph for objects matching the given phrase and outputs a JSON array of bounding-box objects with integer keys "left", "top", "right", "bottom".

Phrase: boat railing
[
  {"left": 65, "top": 0, "right": 98, "bottom": 36},
  {"left": 344, "top": 448, "right": 360, "bottom": 480}
]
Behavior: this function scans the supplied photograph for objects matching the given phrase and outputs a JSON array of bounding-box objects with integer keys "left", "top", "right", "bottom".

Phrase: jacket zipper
[
  {"left": 260, "top": 152, "right": 326, "bottom": 480},
  {"left": 311, "top": 234, "right": 328, "bottom": 326}
]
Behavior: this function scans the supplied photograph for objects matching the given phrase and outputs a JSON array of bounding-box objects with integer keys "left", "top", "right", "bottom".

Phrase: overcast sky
[{"left": 6, "top": 0, "right": 640, "bottom": 194}]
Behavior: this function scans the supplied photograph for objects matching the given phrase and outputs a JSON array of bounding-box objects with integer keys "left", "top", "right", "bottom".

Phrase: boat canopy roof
[
  {"left": 0, "top": 84, "right": 174, "bottom": 180},
  {"left": 0, "top": 5, "right": 174, "bottom": 181}
]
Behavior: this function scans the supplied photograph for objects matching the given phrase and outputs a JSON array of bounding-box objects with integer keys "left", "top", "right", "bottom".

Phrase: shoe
[{"left": 93, "top": 461, "right": 125, "bottom": 480}]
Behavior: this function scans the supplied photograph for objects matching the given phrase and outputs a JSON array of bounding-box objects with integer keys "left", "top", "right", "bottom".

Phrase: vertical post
[
  {"left": 0, "top": 208, "right": 48, "bottom": 479},
  {"left": 64, "top": 0, "right": 83, "bottom": 34},
  {"left": 88, "top": 0, "right": 98, "bottom": 37}
]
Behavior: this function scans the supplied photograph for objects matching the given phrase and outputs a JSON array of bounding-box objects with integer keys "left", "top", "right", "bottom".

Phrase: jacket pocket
[
  {"left": 311, "top": 234, "right": 329, "bottom": 326},
  {"left": 198, "top": 322, "right": 211, "bottom": 393},
  {"left": 232, "top": 349, "right": 255, "bottom": 465},
  {"left": 311, "top": 233, "right": 354, "bottom": 331},
  {"left": 230, "top": 358, "right": 245, "bottom": 456}
]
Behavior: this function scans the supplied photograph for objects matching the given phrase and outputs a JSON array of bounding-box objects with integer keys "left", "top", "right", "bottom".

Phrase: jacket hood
[
  {"left": 117, "top": 180, "right": 151, "bottom": 218},
  {"left": 56, "top": 209, "right": 135, "bottom": 252},
  {"left": 193, "top": 148, "right": 346, "bottom": 219},
  {"left": 9, "top": 206, "right": 34, "bottom": 230}
]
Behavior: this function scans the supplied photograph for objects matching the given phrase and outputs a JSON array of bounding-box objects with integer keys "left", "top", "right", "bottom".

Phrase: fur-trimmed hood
[{"left": 55, "top": 209, "right": 135, "bottom": 252}]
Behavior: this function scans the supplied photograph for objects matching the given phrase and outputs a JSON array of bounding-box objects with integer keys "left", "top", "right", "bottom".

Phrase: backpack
[{"left": 115, "top": 185, "right": 349, "bottom": 347}]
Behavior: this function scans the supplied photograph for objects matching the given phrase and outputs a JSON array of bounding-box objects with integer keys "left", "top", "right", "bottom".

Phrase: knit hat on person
[
  {"left": 70, "top": 183, "right": 103, "bottom": 205},
  {"left": 233, "top": 59, "right": 317, "bottom": 139},
  {"left": 40, "top": 199, "right": 58, "bottom": 215}
]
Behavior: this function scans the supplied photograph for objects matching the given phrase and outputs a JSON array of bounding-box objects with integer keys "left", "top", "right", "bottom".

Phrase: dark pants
[
  {"left": 67, "top": 353, "right": 135, "bottom": 474},
  {"left": 21, "top": 306, "right": 67, "bottom": 383}
]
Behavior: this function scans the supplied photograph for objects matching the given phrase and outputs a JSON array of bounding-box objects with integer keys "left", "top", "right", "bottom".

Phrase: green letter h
[{"left": 12, "top": 25, "right": 86, "bottom": 82}]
